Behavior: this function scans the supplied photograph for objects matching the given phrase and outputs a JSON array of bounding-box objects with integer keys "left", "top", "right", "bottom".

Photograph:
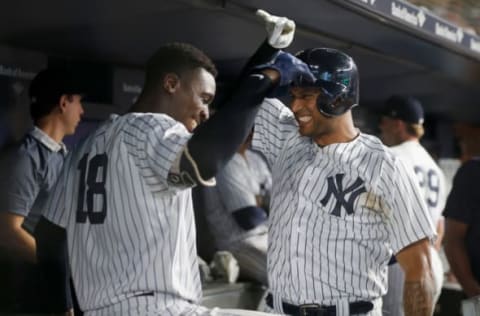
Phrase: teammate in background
[
  {"left": 379, "top": 96, "right": 446, "bottom": 316},
  {"left": 34, "top": 11, "right": 313, "bottom": 316},
  {"left": 200, "top": 131, "right": 271, "bottom": 285},
  {"left": 253, "top": 49, "right": 437, "bottom": 316},
  {"left": 0, "top": 67, "right": 84, "bottom": 313},
  {"left": 443, "top": 123, "right": 480, "bottom": 298}
]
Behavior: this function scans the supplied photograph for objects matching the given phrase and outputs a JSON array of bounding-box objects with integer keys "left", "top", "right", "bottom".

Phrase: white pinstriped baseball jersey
[
  {"left": 201, "top": 150, "right": 270, "bottom": 285},
  {"left": 252, "top": 99, "right": 436, "bottom": 310},
  {"left": 390, "top": 140, "right": 447, "bottom": 225},
  {"left": 203, "top": 150, "right": 269, "bottom": 249},
  {"left": 245, "top": 150, "right": 272, "bottom": 195},
  {"left": 43, "top": 113, "right": 205, "bottom": 316}
]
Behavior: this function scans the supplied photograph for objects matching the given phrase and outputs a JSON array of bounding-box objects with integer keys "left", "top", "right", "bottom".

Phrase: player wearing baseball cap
[
  {"left": 0, "top": 67, "right": 84, "bottom": 313},
  {"left": 379, "top": 95, "right": 446, "bottom": 316}
]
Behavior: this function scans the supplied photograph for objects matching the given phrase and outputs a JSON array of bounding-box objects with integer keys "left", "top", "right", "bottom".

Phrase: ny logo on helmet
[{"left": 320, "top": 173, "right": 366, "bottom": 217}]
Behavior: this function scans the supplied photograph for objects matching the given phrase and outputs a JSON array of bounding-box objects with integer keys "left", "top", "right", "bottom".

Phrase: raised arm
[{"left": 180, "top": 11, "right": 313, "bottom": 185}]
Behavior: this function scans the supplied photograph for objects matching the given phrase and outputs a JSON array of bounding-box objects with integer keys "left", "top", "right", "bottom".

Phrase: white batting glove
[{"left": 256, "top": 9, "right": 296, "bottom": 49}]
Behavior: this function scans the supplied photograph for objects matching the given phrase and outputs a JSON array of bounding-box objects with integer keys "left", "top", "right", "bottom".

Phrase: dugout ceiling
[{"left": 1, "top": 0, "right": 480, "bottom": 122}]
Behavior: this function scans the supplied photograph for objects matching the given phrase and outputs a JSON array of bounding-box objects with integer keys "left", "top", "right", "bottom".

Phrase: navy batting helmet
[{"left": 294, "top": 48, "right": 359, "bottom": 117}]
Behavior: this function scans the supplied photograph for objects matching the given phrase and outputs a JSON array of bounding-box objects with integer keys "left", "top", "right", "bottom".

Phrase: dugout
[
  {"left": 1, "top": 0, "right": 479, "bottom": 154},
  {"left": 0, "top": 0, "right": 479, "bottom": 313}
]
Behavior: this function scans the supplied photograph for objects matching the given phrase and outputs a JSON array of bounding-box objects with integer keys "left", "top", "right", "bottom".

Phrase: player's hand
[
  {"left": 257, "top": 51, "right": 315, "bottom": 87},
  {"left": 256, "top": 9, "right": 295, "bottom": 49}
]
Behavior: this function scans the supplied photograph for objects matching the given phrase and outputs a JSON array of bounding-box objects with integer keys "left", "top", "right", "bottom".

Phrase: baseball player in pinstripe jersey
[
  {"left": 252, "top": 49, "right": 438, "bottom": 315},
  {"left": 200, "top": 134, "right": 271, "bottom": 285},
  {"left": 33, "top": 10, "right": 313, "bottom": 316},
  {"left": 379, "top": 96, "right": 446, "bottom": 316}
]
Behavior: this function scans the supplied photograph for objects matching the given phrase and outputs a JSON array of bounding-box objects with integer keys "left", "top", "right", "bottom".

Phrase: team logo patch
[
  {"left": 167, "top": 171, "right": 196, "bottom": 187},
  {"left": 320, "top": 173, "right": 366, "bottom": 217}
]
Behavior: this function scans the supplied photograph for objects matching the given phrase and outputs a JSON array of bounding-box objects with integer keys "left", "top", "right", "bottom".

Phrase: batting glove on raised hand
[
  {"left": 256, "top": 9, "right": 295, "bottom": 49},
  {"left": 255, "top": 51, "right": 315, "bottom": 88}
]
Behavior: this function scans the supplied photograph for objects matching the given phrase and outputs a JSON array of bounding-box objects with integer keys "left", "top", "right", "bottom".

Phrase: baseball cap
[
  {"left": 29, "top": 67, "right": 84, "bottom": 120},
  {"left": 383, "top": 95, "right": 424, "bottom": 124}
]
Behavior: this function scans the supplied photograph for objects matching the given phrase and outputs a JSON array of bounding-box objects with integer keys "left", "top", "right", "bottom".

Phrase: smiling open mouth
[{"left": 297, "top": 116, "right": 312, "bottom": 123}]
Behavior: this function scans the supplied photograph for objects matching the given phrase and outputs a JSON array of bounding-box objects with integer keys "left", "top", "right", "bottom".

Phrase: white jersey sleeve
[
  {"left": 245, "top": 149, "right": 272, "bottom": 193},
  {"left": 252, "top": 98, "right": 298, "bottom": 168},
  {"left": 43, "top": 113, "right": 193, "bottom": 228},
  {"left": 382, "top": 155, "right": 437, "bottom": 254},
  {"left": 123, "top": 114, "right": 193, "bottom": 188}
]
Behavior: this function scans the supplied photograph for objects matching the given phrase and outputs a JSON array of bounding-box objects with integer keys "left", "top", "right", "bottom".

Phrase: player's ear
[
  {"left": 163, "top": 73, "right": 180, "bottom": 94},
  {"left": 58, "top": 94, "right": 70, "bottom": 113}
]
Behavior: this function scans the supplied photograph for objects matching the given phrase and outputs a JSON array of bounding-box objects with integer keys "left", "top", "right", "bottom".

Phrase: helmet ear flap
[
  {"left": 316, "top": 91, "right": 350, "bottom": 117},
  {"left": 295, "top": 48, "right": 359, "bottom": 117}
]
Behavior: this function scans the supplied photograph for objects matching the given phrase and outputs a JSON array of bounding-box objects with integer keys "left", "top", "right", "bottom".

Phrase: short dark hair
[
  {"left": 30, "top": 98, "right": 59, "bottom": 123},
  {"left": 29, "top": 67, "right": 83, "bottom": 122},
  {"left": 144, "top": 42, "right": 217, "bottom": 91}
]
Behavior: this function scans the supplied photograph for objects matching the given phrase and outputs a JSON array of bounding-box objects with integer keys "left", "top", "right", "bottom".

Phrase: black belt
[{"left": 266, "top": 293, "right": 373, "bottom": 316}]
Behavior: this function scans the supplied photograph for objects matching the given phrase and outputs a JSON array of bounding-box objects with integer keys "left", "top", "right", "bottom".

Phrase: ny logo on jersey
[{"left": 320, "top": 173, "right": 366, "bottom": 217}]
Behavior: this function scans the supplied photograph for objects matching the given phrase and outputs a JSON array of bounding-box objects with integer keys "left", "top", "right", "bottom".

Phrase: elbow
[
  {"left": 398, "top": 240, "right": 435, "bottom": 282},
  {"left": 399, "top": 240, "right": 440, "bottom": 314},
  {"left": 407, "top": 248, "right": 440, "bottom": 297},
  {"left": 404, "top": 259, "right": 433, "bottom": 283}
]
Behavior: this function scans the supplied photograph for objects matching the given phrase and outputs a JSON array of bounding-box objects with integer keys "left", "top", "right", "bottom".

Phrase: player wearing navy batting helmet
[
  {"left": 294, "top": 47, "right": 359, "bottom": 117},
  {"left": 253, "top": 48, "right": 437, "bottom": 316},
  {"left": 33, "top": 10, "right": 311, "bottom": 316}
]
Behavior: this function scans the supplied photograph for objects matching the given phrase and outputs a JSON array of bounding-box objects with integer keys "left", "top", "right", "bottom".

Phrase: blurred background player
[
  {"left": 198, "top": 130, "right": 271, "bottom": 285},
  {"left": 443, "top": 123, "right": 480, "bottom": 298},
  {"left": 0, "top": 67, "right": 84, "bottom": 313},
  {"left": 34, "top": 10, "right": 314, "bottom": 316},
  {"left": 253, "top": 48, "right": 437, "bottom": 316},
  {"left": 379, "top": 95, "right": 446, "bottom": 316}
]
